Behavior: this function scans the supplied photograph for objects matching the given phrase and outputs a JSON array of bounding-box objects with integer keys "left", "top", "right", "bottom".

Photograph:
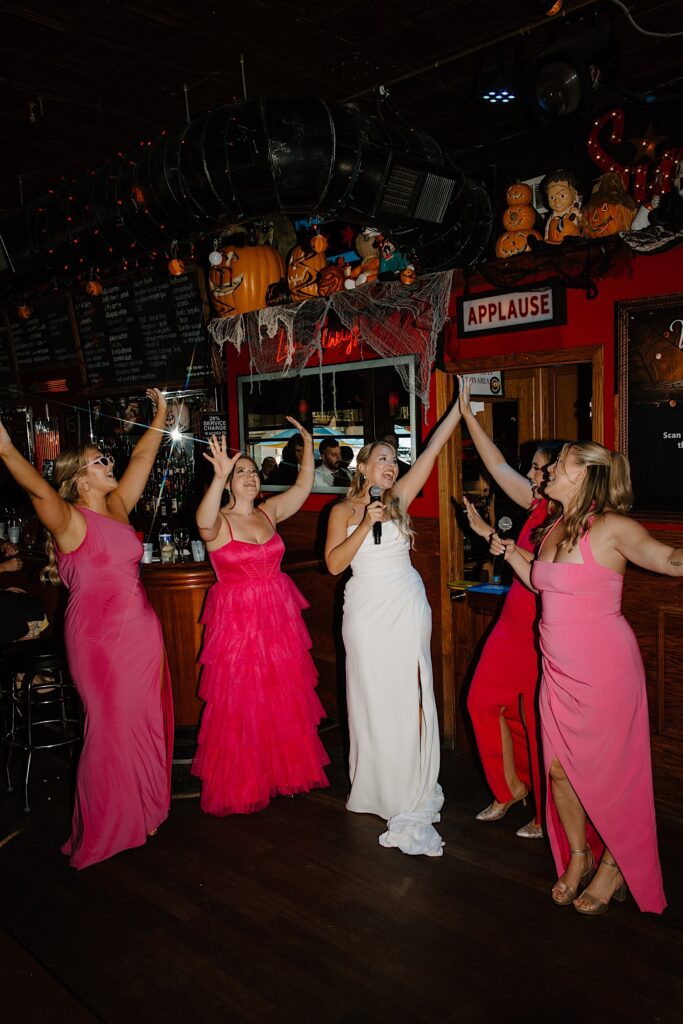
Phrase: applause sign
[{"left": 457, "top": 283, "right": 566, "bottom": 338}]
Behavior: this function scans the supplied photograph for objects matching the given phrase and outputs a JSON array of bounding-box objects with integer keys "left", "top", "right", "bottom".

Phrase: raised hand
[
  {"left": 285, "top": 416, "right": 312, "bottom": 447},
  {"left": 457, "top": 374, "right": 473, "bottom": 416},
  {"left": 146, "top": 388, "right": 168, "bottom": 423},
  {"left": 463, "top": 495, "right": 493, "bottom": 540},
  {"left": 202, "top": 434, "right": 241, "bottom": 481}
]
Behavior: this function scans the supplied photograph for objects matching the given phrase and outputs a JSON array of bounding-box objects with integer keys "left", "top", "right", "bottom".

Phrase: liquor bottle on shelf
[{"left": 158, "top": 519, "right": 174, "bottom": 563}]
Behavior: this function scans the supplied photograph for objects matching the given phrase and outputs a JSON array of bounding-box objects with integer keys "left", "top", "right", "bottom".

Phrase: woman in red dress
[{"left": 458, "top": 376, "right": 563, "bottom": 839}]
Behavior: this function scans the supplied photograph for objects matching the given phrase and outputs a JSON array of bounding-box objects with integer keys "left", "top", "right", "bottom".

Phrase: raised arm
[
  {"left": 195, "top": 435, "right": 241, "bottom": 545},
  {"left": 262, "top": 418, "right": 314, "bottom": 524},
  {"left": 0, "top": 417, "right": 77, "bottom": 543},
  {"left": 457, "top": 375, "right": 534, "bottom": 509},
  {"left": 609, "top": 515, "right": 683, "bottom": 577},
  {"left": 109, "top": 388, "right": 168, "bottom": 516},
  {"left": 395, "top": 398, "right": 463, "bottom": 509}
]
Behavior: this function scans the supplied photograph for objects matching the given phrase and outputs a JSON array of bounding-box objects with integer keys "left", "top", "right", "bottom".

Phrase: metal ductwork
[{"left": 0, "top": 97, "right": 493, "bottom": 278}]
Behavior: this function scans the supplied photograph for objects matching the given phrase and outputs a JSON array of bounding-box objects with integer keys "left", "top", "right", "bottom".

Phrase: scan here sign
[{"left": 457, "top": 283, "right": 566, "bottom": 338}]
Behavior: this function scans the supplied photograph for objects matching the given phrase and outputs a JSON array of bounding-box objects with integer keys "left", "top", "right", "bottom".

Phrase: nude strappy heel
[
  {"left": 551, "top": 845, "right": 596, "bottom": 906},
  {"left": 573, "top": 855, "right": 628, "bottom": 916}
]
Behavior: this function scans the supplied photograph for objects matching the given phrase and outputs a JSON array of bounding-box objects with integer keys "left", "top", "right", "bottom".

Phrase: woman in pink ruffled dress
[
  {"left": 497, "top": 442, "right": 682, "bottom": 915},
  {"left": 0, "top": 391, "right": 173, "bottom": 869},
  {"left": 192, "top": 419, "right": 329, "bottom": 815}
]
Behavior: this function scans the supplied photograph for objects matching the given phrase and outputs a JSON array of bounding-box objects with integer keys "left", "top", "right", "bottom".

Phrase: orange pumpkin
[
  {"left": 317, "top": 264, "right": 345, "bottom": 296},
  {"left": 287, "top": 244, "right": 327, "bottom": 302},
  {"left": 502, "top": 204, "right": 536, "bottom": 231},
  {"left": 309, "top": 232, "right": 328, "bottom": 254},
  {"left": 168, "top": 258, "right": 186, "bottom": 277},
  {"left": 400, "top": 265, "right": 417, "bottom": 285},
  {"left": 546, "top": 210, "right": 581, "bottom": 244},
  {"left": 581, "top": 172, "right": 637, "bottom": 239},
  {"left": 209, "top": 244, "right": 285, "bottom": 317},
  {"left": 506, "top": 182, "right": 533, "bottom": 206},
  {"left": 17, "top": 304, "right": 32, "bottom": 320},
  {"left": 85, "top": 279, "right": 103, "bottom": 296},
  {"left": 495, "top": 230, "right": 542, "bottom": 259}
]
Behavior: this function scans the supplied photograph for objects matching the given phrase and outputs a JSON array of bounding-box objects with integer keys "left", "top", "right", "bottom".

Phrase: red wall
[{"left": 225, "top": 244, "right": 683, "bottom": 522}]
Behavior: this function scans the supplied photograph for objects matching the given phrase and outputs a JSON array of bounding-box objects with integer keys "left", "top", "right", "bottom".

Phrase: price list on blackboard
[
  {"left": 7, "top": 294, "right": 76, "bottom": 370},
  {"left": 75, "top": 268, "right": 208, "bottom": 389}
]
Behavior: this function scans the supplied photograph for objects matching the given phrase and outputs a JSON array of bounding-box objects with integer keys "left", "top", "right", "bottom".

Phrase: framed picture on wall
[{"left": 617, "top": 293, "right": 683, "bottom": 520}]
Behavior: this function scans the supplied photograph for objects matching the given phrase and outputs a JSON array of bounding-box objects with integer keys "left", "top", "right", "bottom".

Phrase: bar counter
[{"left": 140, "top": 560, "right": 215, "bottom": 727}]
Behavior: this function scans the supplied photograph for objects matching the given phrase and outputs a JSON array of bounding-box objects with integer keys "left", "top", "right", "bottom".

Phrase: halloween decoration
[
  {"left": 209, "top": 243, "right": 285, "bottom": 317},
  {"left": 168, "top": 258, "right": 186, "bottom": 277},
  {"left": 344, "top": 227, "right": 381, "bottom": 290},
  {"left": 377, "top": 235, "right": 409, "bottom": 278},
  {"left": 541, "top": 169, "right": 582, "bottom": 244},
  {"left": 17, "top": 304, "right": 32, "bottom": 320},
  {"left": 85, "top": 279, "right": 103, "bottom": 296},
  {"left": 496, "top": 184, "right": 540, "bottom": 258},
  {"left": 400, "top": 265, "right": 417, "bottom": 285},
  {"left": 287, "top": 231, "right": 328, "bottom": 302},
  {"left": 581, "top": 172, "right": 637, "bottom": 238},
  {"left": 317, "top": 264, "right": 346, "bottom": 296}
]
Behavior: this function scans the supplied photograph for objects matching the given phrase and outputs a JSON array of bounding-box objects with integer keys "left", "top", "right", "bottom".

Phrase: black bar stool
[{"left": 1, "top": 640, "right": 83, "bottom": 812}]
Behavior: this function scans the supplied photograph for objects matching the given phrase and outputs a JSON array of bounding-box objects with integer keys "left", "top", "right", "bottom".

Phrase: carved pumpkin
[
  {"left": 581, "top": 172, "right": 637, "bottom": 238},
  {"left": 168, "top": 258, "right": 186, "bottom": 277},
  {"left": 400, "top": 265, "right": 417, "bottom": 285},
  {"left": 209, "top": 244, "right": 285, "bottom": 317},
  {"left": 85, "top": 279, "right": 103, "bottom": 297},
  {"left": 506, "top": 182, "right": 533, "bottom": 206},
  {"left": 495, "top": 230, "right": 542, "bottom": 259},
  {"left": 317, "top": 264, "right": 345, "bottom": 296},
  {"left": 502, "top": 204, "right": 536, "bottom": 231},
  {"left": 17, "top": 304, "right": 32, "bottom": 320},
  {"left": 287, "top": 243, "right": 327, "bottom": 302}
]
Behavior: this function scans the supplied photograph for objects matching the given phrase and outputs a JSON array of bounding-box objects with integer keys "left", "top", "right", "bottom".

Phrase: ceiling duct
[{"left": 0, "top": 97, "right": 493, "bottom": 278}]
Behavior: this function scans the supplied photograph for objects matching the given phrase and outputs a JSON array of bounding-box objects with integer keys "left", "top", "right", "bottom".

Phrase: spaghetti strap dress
[
  {"left": 343, "top": 520, "right": 444, "bottom": 856},
  {"left": 56, "top": 507, "right": 173, "bottom": 869},
  {"left": 467, "top": 499, "right": 547, "bottom": 814},
  {"left": 191, "top": 507, "right": 330, "bottom": 815},
  {"left": 532, "top": 524, "right": 666, "bottom": 913}
]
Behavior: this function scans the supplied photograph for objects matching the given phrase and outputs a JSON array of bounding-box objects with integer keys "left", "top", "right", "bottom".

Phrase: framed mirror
[
  {"left": 238, "top": 355, "right": 419, "bottom": 492},
  {"left": 617, "top": 293, "right": 683, "bottom": 520}
]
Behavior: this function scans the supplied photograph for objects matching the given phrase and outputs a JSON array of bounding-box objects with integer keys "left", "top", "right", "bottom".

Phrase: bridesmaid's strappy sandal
[
  {"left": 551, "top": 846, "right": 596, "bottom": 906},
  {"left": 573, "top": 855, "right": 628, "bottom": 916}
]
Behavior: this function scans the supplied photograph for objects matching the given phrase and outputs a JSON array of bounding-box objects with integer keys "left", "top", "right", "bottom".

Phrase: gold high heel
[
  {"left": 475, "top": 788, "right": 528, "bottom": 822},
  {"left": 551, "top": 845, "right": 596, "bottom": 906},
  {"left": 573, "top": 855, "right": 628, "bottom": 916}
]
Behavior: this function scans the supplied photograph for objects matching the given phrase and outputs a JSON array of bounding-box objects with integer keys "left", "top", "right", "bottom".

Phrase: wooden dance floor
[{"left": 0, "top": 728, "right": 681, "bottom": 1023}]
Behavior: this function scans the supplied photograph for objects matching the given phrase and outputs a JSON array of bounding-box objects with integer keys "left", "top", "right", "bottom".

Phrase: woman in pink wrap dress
[
  {"left": 497, "top": 442, "right": 682, "bottom": 915},
  {"left": 0, "top": 390, "right": 173, "bottom": 869}
]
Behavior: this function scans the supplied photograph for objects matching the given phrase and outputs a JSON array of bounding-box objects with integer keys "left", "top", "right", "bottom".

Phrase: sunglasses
[{"left": 83, "top": 455, "right": 115, "bottom": 469}]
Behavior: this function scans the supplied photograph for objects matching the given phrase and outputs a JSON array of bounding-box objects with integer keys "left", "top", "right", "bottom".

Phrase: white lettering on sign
[
  {"left": 462, "top": 288, "right": 554, "bottom": 333},
  {"left": 670, "top": 319, "right": 683, "bottom": 350}
]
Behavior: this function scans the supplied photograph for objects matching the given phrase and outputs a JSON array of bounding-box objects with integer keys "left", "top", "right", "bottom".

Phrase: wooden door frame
[{"left": 436, "top": 344, "right": 604, "bottom": 748}]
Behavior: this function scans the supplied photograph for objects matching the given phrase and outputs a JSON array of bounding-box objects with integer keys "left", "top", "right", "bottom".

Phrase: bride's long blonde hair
[
  {"left": 41, "top": 444, "right": 94, "bottom": 584},
  {"left": 346, "top": 442, "right": 414, "bottom": 545}
]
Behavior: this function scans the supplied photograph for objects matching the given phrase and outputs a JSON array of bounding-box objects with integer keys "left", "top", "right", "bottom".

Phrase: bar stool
[{"left": 1, "top": 640, "right": 83, "bottom": 812}]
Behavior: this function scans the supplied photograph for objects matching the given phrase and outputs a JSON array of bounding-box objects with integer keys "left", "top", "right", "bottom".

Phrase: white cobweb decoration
[{"left": 207, "top": 271, "right": 453, "bottom": 412}]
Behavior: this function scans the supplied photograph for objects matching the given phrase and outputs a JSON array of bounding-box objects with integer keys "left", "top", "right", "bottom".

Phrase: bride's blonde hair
[
  {"left": 542, "top": 440, "right": 633, "bottom": 551},
  {"left": 347, "top": 442, "right": 414, "bottom": 545},
  {"left": 41, "top": 444, "right": 94, "bottom": 584}
]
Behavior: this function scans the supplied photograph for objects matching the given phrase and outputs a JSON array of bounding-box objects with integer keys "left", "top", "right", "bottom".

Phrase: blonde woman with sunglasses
[{"left": 0, "top": 389, "right": 173, "bottom": 869}]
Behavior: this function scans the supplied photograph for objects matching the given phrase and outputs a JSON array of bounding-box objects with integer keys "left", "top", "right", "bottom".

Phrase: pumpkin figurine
[
  {"left": 581, "top": 172, "right": 637, "bottom": 238},
  {"left": 287, "top": 229, "right": 328, "bottom": 302},
  {"left": 17, "top": 303, "right": 32, "bottom": 320},
  {"left": 496, "top": 183, "right": 540, "bottom": 258},
  {"left": 540, "top": 169, "right": 582, "bottom": 244},
  {"left": 317, "top": 264, "right": 346, "bottom": 296},
  {"left": 344, "top": 227, "right": 381, "bottom": 290},
  {"left": 399, "top": 264, "right": 417, "bottom": 285},
  {"left": 209, "top": 243, "right": 284, "bottom": 317},
  {"left": 85, "top": 279, "right": 103, "bottom": 297}
]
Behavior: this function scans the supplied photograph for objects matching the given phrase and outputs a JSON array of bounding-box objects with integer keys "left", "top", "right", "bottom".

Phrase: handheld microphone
[
  {"left": 492, "top": 516, "right": 513, "bottom": 583},
  {"left": 369, "top": 485, "right": 383, "bottom": 544}
]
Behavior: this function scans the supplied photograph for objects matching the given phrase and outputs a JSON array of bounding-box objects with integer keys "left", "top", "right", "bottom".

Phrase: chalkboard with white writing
[{"left": 6, "top": 294, "right": 76, "bottom": 371}]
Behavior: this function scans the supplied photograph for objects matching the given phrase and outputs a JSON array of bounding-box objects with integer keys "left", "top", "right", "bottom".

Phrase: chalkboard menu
[
  {"left": 0, "top": 327, "right": 13, "bottom": 380},
  {"left": 74, "top": 269, "right": 209, "bottom": 389},
  {"left": 6, "top": 294, "right": 76, "bottom": 370}
]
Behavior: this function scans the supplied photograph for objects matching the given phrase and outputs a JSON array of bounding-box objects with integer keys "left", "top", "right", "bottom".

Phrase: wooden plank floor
[{"left": 1, "top": 730, "right": 681, "bottom": 1024}]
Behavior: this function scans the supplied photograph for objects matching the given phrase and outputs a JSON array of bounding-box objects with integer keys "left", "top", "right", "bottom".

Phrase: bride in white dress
[{"left": 325, "top": 400, "right": 463, "bottom": 855}]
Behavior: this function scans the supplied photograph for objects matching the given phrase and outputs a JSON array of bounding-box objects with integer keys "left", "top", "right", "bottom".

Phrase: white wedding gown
[{"left": 343, "top": 520, "right": 444, "bottom": 856}]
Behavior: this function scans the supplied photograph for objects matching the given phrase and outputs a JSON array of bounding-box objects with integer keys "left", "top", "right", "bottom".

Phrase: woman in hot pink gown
[
  {"left": 192, "top": 422, "right": 329, "bottom": 815},
  {"left": 0, "top": 391, "right": 173, "bottom": 869},
  {"left": 499, "top": 442, "right": 682, "bottom": 915}
]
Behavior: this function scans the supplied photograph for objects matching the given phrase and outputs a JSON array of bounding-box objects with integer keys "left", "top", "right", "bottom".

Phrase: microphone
[
  {"left": 369, "top": 485, "right": 382, "bottom": 544},
  {"left": 491, "top": 515, "right": 513, "bottom": 583}
]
